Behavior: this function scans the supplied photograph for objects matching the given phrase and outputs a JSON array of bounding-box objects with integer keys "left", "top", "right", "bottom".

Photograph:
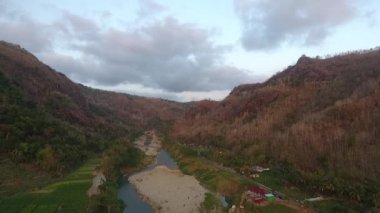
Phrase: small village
[
  {"left": 229, "top": 166, "right": 279, "bottom": 213},
  {"left": 225, "top": 164, "right": 316, "bottom": 213}
]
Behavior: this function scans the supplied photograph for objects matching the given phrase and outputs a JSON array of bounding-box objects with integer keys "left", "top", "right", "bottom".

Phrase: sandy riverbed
[
  {"left": 129, "top": 166, "right": 207, "bottom": 213},
  {"left": 134, "top": 131, "right": 161, "bottom": 156}
]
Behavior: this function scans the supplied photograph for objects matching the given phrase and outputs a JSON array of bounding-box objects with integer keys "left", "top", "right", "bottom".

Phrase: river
[{"left": 118, "top": 150, "right": 178, "bottom": 213}]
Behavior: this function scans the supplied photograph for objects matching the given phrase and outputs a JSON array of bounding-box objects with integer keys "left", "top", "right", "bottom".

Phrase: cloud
[
  {"left": 0, "top": 1, "right": 56, "bottom": 53},
  {"left": 234, "top": 0, "right": 357, "bottom": 50},
  {"left": 0, "top": 18, "right": 54, "bottom": 52},
  {"left": 54, "top": 12, "right": 99, "bottom": 39},
  {"left": 86, "top": 82, "right": 231, "bottom": 102},
  {"left": 0, "top": 4, "right": 258, "bottom": 100},
  {"left": 59, "top": 17, "right": 254, "bottom": 92},
  {"left": 138, "top": 0, "right": 166, "bottom": 18}
]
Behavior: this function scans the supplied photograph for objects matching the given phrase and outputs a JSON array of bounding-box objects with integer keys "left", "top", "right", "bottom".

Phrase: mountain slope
[
  {"left": 172, "top": 49, "right": 380, "bottom": 206},
  {"left": 0, "top": 41, "right": 185, "bottom": 129},
  {"left": 0, "top": 41, "right": 185, "bottom": 194}
]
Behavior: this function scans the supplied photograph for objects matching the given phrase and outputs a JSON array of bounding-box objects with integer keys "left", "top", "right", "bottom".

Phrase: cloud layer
[
  {"left": 0, "top": 2, "right": 256, "bottom": 99},
  {"left": 234, "top": 0, "right": 356, "bottom": 50},
  {"left": 51, "top": 15, "right": 254, "bottom": 93}
]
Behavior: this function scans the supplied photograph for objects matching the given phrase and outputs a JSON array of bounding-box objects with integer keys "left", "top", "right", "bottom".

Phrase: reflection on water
[
  {"left": 118, "top": 150, "right": 177, "bottom": 213},
  {"left": 220, "top": 195, "right": 228, "bottom": 208},
  {"left": 118, "top": 178, "right": 154, "bottom": 213},
  {"left": 145, "top": 150, "right": 178, "bottom": 171}
]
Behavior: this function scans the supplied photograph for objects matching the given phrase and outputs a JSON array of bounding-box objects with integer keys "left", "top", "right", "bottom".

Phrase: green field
[
  {"left": 0, "top": 158, "right": 53, "bottom": 198},
  {"left": 0, "top": 158, "right": 100, "bottom": 213},
  {"left": 307, "top": 200, "right": 362, "bottom": 213},
  {"left": 259, "top": 204, "right": 295, "bottom": 213}
]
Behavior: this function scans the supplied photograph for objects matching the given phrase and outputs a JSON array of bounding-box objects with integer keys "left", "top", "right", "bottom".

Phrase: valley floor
[
  {"left": 130, "top": 166, "right": 207, "bottom": 213},
  {"left": 163, "top": 139, "right": 365, "bottom": 213},
  {"left": 127, "top": 130, "right": 208, "bottom": 213}
]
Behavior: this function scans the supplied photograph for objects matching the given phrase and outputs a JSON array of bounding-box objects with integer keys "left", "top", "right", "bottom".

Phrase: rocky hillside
[{"left": 173, "top": 49, "right": 380, "bottom": 206}]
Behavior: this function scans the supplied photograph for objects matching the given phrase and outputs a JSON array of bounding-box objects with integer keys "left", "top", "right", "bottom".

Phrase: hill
[
  {"left": 0, "top": 41, "right": 185, "bottom": 195},
  {"left": 172, "top": 49, "right": 380, "bottom": 206}
]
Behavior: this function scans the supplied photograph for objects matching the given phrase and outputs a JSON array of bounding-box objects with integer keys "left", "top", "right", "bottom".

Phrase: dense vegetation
[
  {"left": 0, "top": 71, "right": 99, "bottom": 175},
  {"left": 0, "top": 41, "right": 184, "bottom": 198},
  {"left": 88, "top": 139, "right": 144, "bottom": 213},
  {"left": 173, "top": 50, "right": 380, "bottom": 207},
  {"left": 2, "top": 40, "right": 380, "bottom": 210}
]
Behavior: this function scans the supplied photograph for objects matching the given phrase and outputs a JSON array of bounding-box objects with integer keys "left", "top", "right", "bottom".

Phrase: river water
[{"left": 118, "top": 150, "right": 178, "bottom": 213}]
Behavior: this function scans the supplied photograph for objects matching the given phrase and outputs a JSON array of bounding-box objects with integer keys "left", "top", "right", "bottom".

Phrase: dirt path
[
  {"left": 276, "top": 199, "right": 313, "bottom": 213},
  {"left": 87, "top": 171, "right": 105, "bottom": 197}
]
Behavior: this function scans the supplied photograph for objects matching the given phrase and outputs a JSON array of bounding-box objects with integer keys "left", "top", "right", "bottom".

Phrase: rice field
[{"left": 0, "top": 158, "right": 100, "bottom": 213}]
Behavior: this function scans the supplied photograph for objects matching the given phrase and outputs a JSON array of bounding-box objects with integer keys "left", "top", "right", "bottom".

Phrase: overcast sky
[{"left": 1, "top": 0, "right": 380, "bottom": 102}]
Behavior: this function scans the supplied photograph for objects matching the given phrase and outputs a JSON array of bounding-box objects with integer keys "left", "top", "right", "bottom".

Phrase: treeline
[
  {"left": 88, "top": 139, "right": 144, "bottom": 213},
  {"left": 320, "top": 46, "right": 380, "bottom": 59},
  {"left": 0, "top": 72, "right": 130, "bottom": 176}
]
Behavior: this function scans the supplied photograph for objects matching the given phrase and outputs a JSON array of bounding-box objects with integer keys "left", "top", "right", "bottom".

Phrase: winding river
[{"left": 118, "top": 150, "right": 178, "bottom": 213}]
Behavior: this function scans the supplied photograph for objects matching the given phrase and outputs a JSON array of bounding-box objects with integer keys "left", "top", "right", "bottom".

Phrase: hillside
[
  {"left": 172, "top": 49, "right": 380, "bottom": 206},
  {"left": 0, "top": 41, "right": 185, "bottom": 195},
  {"left": 0, "top": 41, "right": 184, "bottom": 128},
  {"left": 2, "top": 40, "right": 380, "bottom": 207}
]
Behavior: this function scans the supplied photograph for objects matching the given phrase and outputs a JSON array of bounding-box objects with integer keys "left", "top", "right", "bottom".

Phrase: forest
[{"left": 172, "top": 50, "right": 380, "bottom": 207}]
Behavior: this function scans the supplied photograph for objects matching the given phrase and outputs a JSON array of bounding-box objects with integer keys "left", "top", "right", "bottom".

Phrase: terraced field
[{"left": 0, "top": 158, "right": 100, "bottom": 213}]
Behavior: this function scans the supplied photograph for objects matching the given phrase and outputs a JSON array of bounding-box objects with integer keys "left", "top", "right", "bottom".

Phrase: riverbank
[
  {"left": 123, "top": 131, "right": 208, "bottom": 213},
  {"left": 163, "top": 139, "right": 307, "bottom": 212},
  {"left": 130, "top": 166, "right": 207, "bottom": 213}
]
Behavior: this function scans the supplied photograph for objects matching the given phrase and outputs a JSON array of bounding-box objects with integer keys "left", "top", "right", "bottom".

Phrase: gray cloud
[
  {"left": 138, "top": 0, "right": 166, "bottom": 18},
  {"left": 54, "top": 12, "right": 99, "bottom": 39},
  {"left": 0, "top": 4, "right": 257, "bottom": 97},
  {"left": 59, "top": 17, "right": 254, "bottom": 92},
  {"left": 0, "top": 1, "right": 55, "bottom": 53},
  {"left": 0, "top": 18, "right": 53, "bottom": 52},
  {"left": 234, "top": 0, "right": 356, "bottom": 50}
]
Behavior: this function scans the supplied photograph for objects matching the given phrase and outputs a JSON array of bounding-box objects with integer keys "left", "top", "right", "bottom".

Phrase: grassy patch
[
  {"left": 0, "top": 158, "right": 53, "bottom": 198},
  {"left": 200, "top": 192, "right": 224, "bottom": 213},
  {"left": 259, "top": 204, "right": 295, "bottom": 213},
  {"left": 307, "top": 200, "right": 362, "bottom": 213},
  {"left": 166, "top": 143, "right": 247, "bottom": 198},
  {"left": 0, "top": 158, "right": 100, "bottom": 212},
  {"left": 256, "top": 171, "right": 309, "bottom": 200}
]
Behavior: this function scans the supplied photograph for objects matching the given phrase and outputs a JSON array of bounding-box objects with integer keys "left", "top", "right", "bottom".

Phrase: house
[
  {"left": 252, "top": 166, "right": 270, "bottom": 173},
  {"left": 250, "top": 174, "right": 259, "bottom": 178},
  {"left": 265, "top": 193, "right": 275, "bottom": 202},
  {"left": 247, "top": 186, "right": 268, "bottom": 204},
  {"left": 251, "top": 197, "right": 265, "bottom": 204},
  {"left": 247, "top": 186, "right": 268, "bottom": 198}
]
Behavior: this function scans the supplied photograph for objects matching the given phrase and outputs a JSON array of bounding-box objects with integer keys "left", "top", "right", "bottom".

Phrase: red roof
[
  {"left": 248, "top": 186, "right": 267, "bottom": 195},
  {"left": 252, "top": 197, "right": 265, "bottom": 203}
]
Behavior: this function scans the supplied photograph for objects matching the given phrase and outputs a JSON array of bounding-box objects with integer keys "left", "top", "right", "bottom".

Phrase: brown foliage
[
  {"left": 0, "top": 41, "right": 186, "bottom": 131},
  {"left": 172, "top": 49, "right": 380, "bottom": 182}
]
